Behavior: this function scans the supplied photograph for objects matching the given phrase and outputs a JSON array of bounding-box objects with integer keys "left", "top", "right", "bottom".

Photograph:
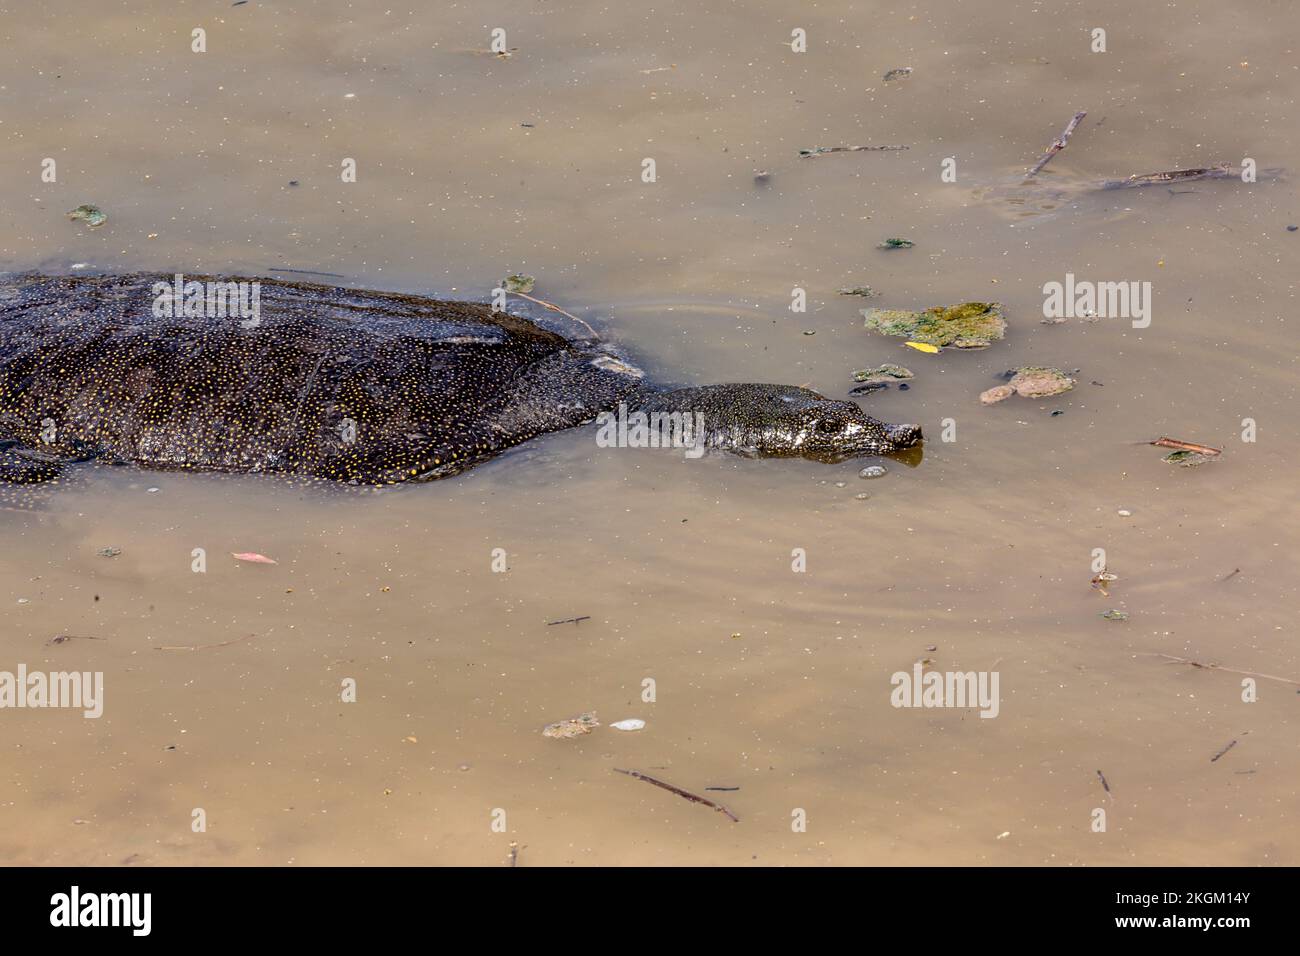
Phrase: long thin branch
[
  {"left": 1149, "top": 653, "right": 1299, "bottom": 686},
  {"left": 1151, "top": 437, "right": 1221, "bottom": 456},
  {"left": 799, "top": 145, "right": 910, "bottom": 157},
  {"left": 1100, "top": 163, "right": 1236, "bottom": 190},
  {"left": 1026, "top": 110, "right": 1087, "bottom": 178},
  {"left": 155, "top": 634, "right": 255, "bottom": 652},
  {"left": 614, "top": 768, "right": 740, "bottom": 822},
  {"left": 507, "top": 291, "right": 599, "bottom": 339}
]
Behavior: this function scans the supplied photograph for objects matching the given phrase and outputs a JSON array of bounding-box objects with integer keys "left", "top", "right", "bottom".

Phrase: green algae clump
[
  {"left": 67, "top": 204, "right": 107, "bottom": 228},
  {"left": 851, "top": 363, "right": 913, "bottom": 384},
  {"left": 980, "top": 366, "right": 1075, "bottom": 404},
  {"left": 1163, "top": 449, "right": 1216, "bottom": 467},
  {"left": 501, "top": 274, "right": 535, "bottom": 294},
  {"left": 862, "top": 301, "right": 1007, "bottom": 349}
]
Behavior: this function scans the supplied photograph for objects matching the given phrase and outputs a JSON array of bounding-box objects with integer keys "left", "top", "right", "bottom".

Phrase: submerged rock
[{"left": 863, "top": 302, "right": 1006, "bottom": 349}]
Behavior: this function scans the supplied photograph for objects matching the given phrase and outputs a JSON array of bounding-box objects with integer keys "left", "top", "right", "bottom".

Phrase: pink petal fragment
[{"left": 231, "top": 552, "right": 278, "bottom": 565}]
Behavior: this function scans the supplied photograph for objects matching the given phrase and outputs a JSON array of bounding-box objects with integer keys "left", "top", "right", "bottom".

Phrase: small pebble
[
  {"left": 1288, "top": 225, "right": 1298, "bottom": 232},
  {"left": 859, "top": 465, "right": 887, "bottom": 479},
  {"left": 1050, "top": 409, "right": 1064, "bottom": 417}
]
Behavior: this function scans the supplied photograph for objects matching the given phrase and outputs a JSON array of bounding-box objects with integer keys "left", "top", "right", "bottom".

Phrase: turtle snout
[{"left": 887, "top": 423, "right": 923, "bottom": 449}]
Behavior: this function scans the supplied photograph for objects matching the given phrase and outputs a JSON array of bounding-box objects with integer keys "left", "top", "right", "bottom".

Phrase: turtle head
[
  {"left": 759, "top": 389, "right": 923, "bottom": 460},
  {"left": 635, "top": 384, "right": 923, "bottom": 461}
]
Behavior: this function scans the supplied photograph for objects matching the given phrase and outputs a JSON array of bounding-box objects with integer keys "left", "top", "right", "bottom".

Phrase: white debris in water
[
  {"left": 1117, "top": 509, "right": 1132, "bottom": 517},
  {"left": 610, "top": 719, "right": 645, "bottom": 732}
]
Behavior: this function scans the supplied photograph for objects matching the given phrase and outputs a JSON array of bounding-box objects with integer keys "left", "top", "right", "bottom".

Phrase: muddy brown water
[{"left": 1, "top": 2, "right": 1297, "bottom": 865}]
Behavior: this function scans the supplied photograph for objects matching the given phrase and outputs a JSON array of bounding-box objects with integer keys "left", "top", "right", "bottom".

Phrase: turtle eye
[{"left": 815, "top": 417, "right": 843, "bottom": 435}]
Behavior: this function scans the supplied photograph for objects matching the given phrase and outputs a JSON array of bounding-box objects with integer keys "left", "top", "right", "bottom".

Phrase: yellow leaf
[{"left": 904, "top": 341, "right": 940, "bottom": 353}]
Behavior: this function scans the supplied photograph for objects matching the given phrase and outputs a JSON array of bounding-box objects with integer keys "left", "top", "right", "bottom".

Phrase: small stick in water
[
  {"left": 799, "top": 145, "right": 910, "bottom": 157},
  {"left": 1151, "top": 653, "right": 1299, "bottom": 687},
  {"left": 1096, "top": 769, "right": 1113, "bottom": 801},
  {"left": 546, "top": 616, "right": 591, "bottom": 626},
  {"left": 46, "top": 634, "right": 107, "bottom": 646},
  {"left": 507, "top": 841, "right": 520, "bottom": 867},
  {"left": 1210, "top": 739, "right": 1238, "bottom": 763},
  {"left": 1100, "top": 164, "right": 1237, "bottom": 190},
  {"left": 155, "top": 634, "right": 254, "bottom": 652},
  {"left": 266, "top": 267, "right": 348, "bottom": 278},
  {"left": 506, "top": 291, "right": 599, "bottom": 340},
  {"left": 1025, "top": 111, "right": 1087, "bottom": 178},
  {"left": 1219, "top": 568, "right": 1241, "bottom": 583},
  {"left": 1151, "top": 437, "right": 1222, "bottom": 457},
  {"left": 614, "top": 768, "right": 740, "bottom": 822}
]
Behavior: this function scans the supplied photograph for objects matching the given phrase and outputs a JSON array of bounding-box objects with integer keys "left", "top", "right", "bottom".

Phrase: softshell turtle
[{"left": 0, "top": 273, "right": 921, "bottom": 488}]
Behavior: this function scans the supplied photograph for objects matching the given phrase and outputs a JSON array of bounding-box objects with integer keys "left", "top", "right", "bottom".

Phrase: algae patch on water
[
  {"left": 67, "top": 204, "right": 107, "bottom": 228},
  {"left": 501, "top": 274, "right": 536, "bottom": 294},
  {"left": 851, "top": 363, "right": 913, "bottom": 384},
  {"left": 980, "top": 367, "right": 1075, "bottom": 404},
  {"left": 542, "top": 711, "right": 599, "bottom": 739},
  {"left": 863, "top": 301, "right": 1007, "bottom": 349},
  {"left": 1163, "top": 449, "right": 1217, "bottom": 467}
]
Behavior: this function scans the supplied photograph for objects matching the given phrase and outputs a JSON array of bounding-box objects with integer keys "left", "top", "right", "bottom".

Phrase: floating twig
[
  {"left": 614, "top": 768, "right": 739, "bottom": 822},
  {"left": 46, "top": 634, "right": 106, "bottom": 646},
  {"left": 1096, "top": 769, "right": 1113, "bottom": 801},
  {"left": 799, "top": 145, "right": 909, "bottom": 157},
  {"left": 1210, "top": 739, "right": 1238, "bottom": 763},
  {"left": 265, "top": 267, "right": 348, "bottom": 278},
  {"left": 1219, "top": 568, "right": 1241, "bottom": 583},
  {"left": 704, "top": 786, "right": 740, "bottom": 792},
  {"left": 1150, "top": 653, "right": 1299, "bottom": 687},
  {"left": 155, "top": 634, "right": 255, "bottom": 652},
  {"left": 1100, "top": 164, "right": 1236, "bottom": 190},
  {"left": 1151, "top": 437, "right": 1221, "bottom": 457},
  {"left": 1025, "top": 110, "right": 1087, "bottom": 178},
  {"left": 546, "top": 615, "right": 591, "bottom": 626},
  {"left": 506, "top": 291, "right": 599, "bottom": 339}
]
